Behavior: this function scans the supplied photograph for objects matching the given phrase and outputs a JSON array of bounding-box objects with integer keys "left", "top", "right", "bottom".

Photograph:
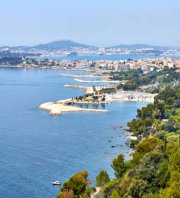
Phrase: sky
[{"left": 0, "top": 0, "right": 180, "bottom": 47}]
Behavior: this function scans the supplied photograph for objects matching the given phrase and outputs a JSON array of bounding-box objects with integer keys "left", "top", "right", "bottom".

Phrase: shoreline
[
  {"left": 64, "top": 84, "right": 156, "bottom": 103},
  {"left": 38, "top": 102, "right": 108, "bottom": 115}
]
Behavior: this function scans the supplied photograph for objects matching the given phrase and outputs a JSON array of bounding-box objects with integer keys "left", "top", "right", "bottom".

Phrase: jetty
[
  {"left": 64, "top": 84, "right": 87, "bottom": 90},
  {"left": 74, "top": 78, "right": 120, "bottom": 84},
  {"left": 60, "top": 74, "right": 103, "bottom": 78},
  {"left": 64, "top": 84, "right": 113, "bottom": 94}
]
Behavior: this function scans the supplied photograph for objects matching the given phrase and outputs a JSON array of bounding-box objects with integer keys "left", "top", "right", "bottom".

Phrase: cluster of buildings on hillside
[
  {"left": 0, "top": 53, "right": 180, "bottom": 73},
  {"left": 17, "top": 57, "right": 180, "bottom": 72},
  {"left": 1, "top": 45, "right": 180, "bottom": 57}
]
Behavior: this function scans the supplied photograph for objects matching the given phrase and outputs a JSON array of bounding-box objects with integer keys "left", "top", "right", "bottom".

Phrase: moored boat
[{"left": 52, "top": 181, "right": 61, "bottom": 186}]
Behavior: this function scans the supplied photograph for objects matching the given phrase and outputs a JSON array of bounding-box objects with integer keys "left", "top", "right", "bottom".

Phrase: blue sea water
[
  {"left": 47, "top": 53, "right": 159, "bottom": 61},
  {"left": 46, "top": 53, "right": 180, "bottom": 61},
  {"left": 0, "top": 68, "right": 147, "bottom": 198}
]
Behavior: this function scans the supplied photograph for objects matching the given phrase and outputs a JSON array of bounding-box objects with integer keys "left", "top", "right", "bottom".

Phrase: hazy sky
[{"left": 0, "top": 0, "right": 180, "bottom": 47}]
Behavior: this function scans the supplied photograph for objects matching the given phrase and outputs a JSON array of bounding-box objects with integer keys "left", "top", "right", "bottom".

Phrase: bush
[{"left": 130, "top": 139, "right": 139, "bottom": 148}]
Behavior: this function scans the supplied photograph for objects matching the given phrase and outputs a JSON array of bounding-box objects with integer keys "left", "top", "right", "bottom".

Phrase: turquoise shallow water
[{"left": 0, "top": 68, "right": 147, "bottom": 198}]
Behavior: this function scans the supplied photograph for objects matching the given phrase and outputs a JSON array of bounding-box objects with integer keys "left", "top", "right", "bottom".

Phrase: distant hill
[
  {"left": 33, "top": 40, "right": 96, "bottom": 50},
  {"left": 0, "top": 41, "right": 176, "bottom": 51},
  {"left": 108, "top": 44, "right": 170, "bottom": 50}
]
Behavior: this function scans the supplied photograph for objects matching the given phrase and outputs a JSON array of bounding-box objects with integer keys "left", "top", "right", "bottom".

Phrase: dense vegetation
[
  {"left": 56, "top": 87, "right": 180, "bottom": 198},
  {"left": 73, "top": 93, "right": 106, "bottom": 102},
  {"left": 110, "top": 68, "right": 143, "bottom": 81},
  {"left": 0, "top": 57, "right": 23, "bottom": 65},
  {"left": 56, "top": 171, "right": 95, "bottom": 198},
  {"left": 112, "top": 68, "right": 180, "bottom": 92},
  {"left": 99, "top": 87, "right": 116, "bottom": 94},
  {"left": 96, "top": 87, "right": 180, "bottom": 198}
]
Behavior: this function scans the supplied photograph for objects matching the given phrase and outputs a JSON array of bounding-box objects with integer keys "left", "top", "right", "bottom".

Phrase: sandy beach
[{"left": 39, "top": 102, "right": 108, "bottom": 115}]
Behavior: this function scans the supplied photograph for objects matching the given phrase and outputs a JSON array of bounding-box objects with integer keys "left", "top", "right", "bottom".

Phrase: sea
[
  {"left": 0, "top": 67, "right": 147, "bottom": 198},
  {"left": 45, "top": 53, "right": 180, "bottom": 61}
]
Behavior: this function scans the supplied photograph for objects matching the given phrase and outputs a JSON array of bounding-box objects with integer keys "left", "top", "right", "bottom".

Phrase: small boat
[
  {"left": 52, "top": 181, "right": 61, "bottom": 186},
  {"left": 66, "top": 52, "right": 78, "bottom": 56}
]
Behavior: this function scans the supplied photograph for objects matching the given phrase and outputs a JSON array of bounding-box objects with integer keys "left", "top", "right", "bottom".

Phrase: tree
[
  {"left": 123, "top": 81, "right": 137, "bottom": 90},
  {"left": 116, "top": 83, "right": 123, "bottom": 90},
  {"left": 58, "top": 171, "right": 88, "bottom": 198},
  {"left": 96, "top": 170, "right": 110, "bottom": 187},
  {"left": 111, "top": 154, "right": 126, "bottom": 178}
]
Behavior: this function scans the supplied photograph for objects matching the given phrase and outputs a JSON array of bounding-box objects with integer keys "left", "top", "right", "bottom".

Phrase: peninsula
[{"left": 39, "top": 101, "right": 108, "bottom": 115}]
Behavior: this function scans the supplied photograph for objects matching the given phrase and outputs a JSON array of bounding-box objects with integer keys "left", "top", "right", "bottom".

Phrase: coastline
[
  {"left": 39, "top": 87, "right": 155, "bottom": 116},
  {"left": 38, "top": 102, "right": 108, "bottom": 115}
]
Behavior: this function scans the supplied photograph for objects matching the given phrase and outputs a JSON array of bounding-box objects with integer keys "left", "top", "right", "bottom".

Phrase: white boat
[{"left": 52, "top": 181, "right": 61, "bottom": 186}]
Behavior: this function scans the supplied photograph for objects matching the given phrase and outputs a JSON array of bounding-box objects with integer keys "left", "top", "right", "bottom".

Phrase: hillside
[
  {"left": 109, "top": 44, "right": 170, "bottom": 50},
  {"left": 34, "top": 40, "right": 96, "bottom": 50},
  {"left": 56, "top": 87, "right": 180, "bottom": 198}
]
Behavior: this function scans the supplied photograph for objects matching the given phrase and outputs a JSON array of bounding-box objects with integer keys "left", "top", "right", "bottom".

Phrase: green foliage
[
  {"left": 127, "top": 178, "right": 148, "bottom": 198},
  {"left": 128, "top": 88, "right": 180, "bottom": 138},
  {"left": 159, "top": 170, "right": 180, "bottom": 198},
  {"left": 132, "top": 138, "right": 161, "bottom": 165},
  {"left": 170, "top": 115, "right": 180, "bottom": 130},
  {"left": 158, "top": 160, "right": 169, "bottom": 188},
  {"left": 110, "top": 68, "right": 143, "bottom": 81},
  {"left": 155, "top": 87, "right": 180, "bottom": 107},
  {"left": 169, "top": 147, "right": 180, "bottom": 172},
  {"left": 58, "top": 171, "right": 88, "bottom": 198},
  {"left": 83, "top": 186, "right": 96, "bottom": 198},
  {"left": 154, "top": 130, "right": 168, "bottom": 140},
  {"left": 111, "top": 154, "right": 127, "bottom": 178},
  {"left": 109, "top": 190, "right": 120, "bottom": 198},
  {"left": 116, "top": 83, "right": 123, "bottom": 90},
  {"left": 123, "top": 81, "right": 137, "bottom": 90},
  {"left": 103, "top": 179, "right": 120, "bottom": 198},
  {"left": 57, "top": 189, "right": 74, "bottom": 198},
  {"left": 99, "top": 87, "right": 116, "bottom": 94},
  {"left": 59, "top": 88, "right": 180, "bottom": 198},
  {"left": 142, "top": 193, "right": 159, "bottom": 198},
  {"left": 111, "top": 68, "right": 179, "bottom": 91},
  {"left": 130, "top": 139, "right": 139, "bottom": 148},
  {"left": 96, "top": 170, "right": 110, "bottom": 187}
]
